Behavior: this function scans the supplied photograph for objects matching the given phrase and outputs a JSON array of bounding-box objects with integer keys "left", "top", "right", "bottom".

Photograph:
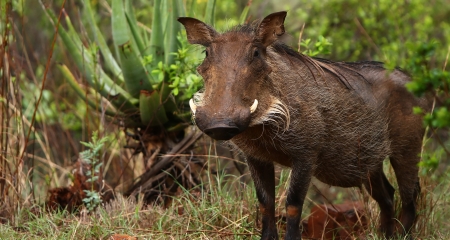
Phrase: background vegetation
[{"left": 1, "top": 0, "right": 450, "bottom": 239}]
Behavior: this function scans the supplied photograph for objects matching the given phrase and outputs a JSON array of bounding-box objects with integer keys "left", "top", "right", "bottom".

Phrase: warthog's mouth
[
  {"left": 190, "top": 95, "right": 290, "bottom": 140},
  {"left": 188, "top": 98, "right": 258, "bottom": 140}
]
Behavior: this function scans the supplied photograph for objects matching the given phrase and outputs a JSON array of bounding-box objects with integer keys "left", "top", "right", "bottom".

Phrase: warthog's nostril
[{"left": 203, "top": 124, "right": 241, "bottom": 140}]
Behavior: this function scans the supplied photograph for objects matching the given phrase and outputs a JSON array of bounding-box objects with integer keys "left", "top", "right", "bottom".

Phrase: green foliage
[
  {"left": 300, "top": 36, "right": 333, "bottom": 57},
  {"left": 419, "top": 148, "right": 444, "bottom": 176},
  {"left": 47, "top": 0, "right": 219, "bottom": 130},
  {"left": 274, "top": 0, "right": 450, "bottom": 65},
  {"left": 149, "top": 40, "right": 203, "bottom": 99},
  {"left": 20, "top": 78, "right": 84, "bottom": 131},
  {"left": 403, "top": 41, "right": 449, "bottom": 174},
  {"left": 405, "top": 42, "right": 449, "bottom": 98},
  {"left": 80, "top": 131, "right": 109, "bottom": 212}
]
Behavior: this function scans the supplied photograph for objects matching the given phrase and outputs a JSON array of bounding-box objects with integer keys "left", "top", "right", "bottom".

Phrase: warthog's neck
[{"left": 232, "top": 124, "right": 293, "bottom": 167}]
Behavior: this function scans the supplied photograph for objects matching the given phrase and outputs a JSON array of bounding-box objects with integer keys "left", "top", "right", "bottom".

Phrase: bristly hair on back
[{"left": 214, "top": 19, "right": 391, "bottom": 93}]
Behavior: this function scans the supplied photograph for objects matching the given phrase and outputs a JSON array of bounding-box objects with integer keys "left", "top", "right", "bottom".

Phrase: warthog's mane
[
  {"left": 270, "top": 43, "right": 389, "bottom": 94},
  {"left": 226, "top": 22, "right": 400, "bottom": 94}
]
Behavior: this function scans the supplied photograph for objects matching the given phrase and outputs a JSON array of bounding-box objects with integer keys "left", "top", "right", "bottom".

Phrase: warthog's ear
[
  {"left": 256, "top": 11, "right": 287, "bottom": 47},
  {"left": 178, "top": 17, "right": 217, "bottom": 46}
]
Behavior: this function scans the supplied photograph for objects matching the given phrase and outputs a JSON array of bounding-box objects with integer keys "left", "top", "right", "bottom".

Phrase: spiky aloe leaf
[
  {"left": 82, "top": 0, "right": 123, "bottom": 84},
  {"left": 45, "top": 8, "right": 138, "bottom": 114},
  {"left": 112, "top": 0, "right": 153, "bottom": 98},
  {"left": 58, "top": 64, "right": 123, "bottom": 118},
  {"left": 125, "top": 0, "right": 147, "bottom": 56},
  {"left": 239, "top": 1, "right": 251, "bottom": 24},
  {"left": 117, "top": 41, "right": 153, "bottom": 98},
  {"left": 204, "top": 0, "right": 216, "bottom": 26},
  {"left": 63, "top": 11, "right": 84, "bottom": 51},
  {"left": 139, "top": 90, "right": 169, "bottom": 126},
  {"left": 187, "top": 0, "right": 197, "bottom": 19},
  {"left": 125, "top": 14, "right": 146, "bottom": 56},
  {"left": 111, "top": 0, "right": 129, "bottom": 46},
  {"left": 159, "top": 80, "right": 178, "bottom": 114},
  {"left": 149, "top": 0, "right": 164, "bottom": 65},
  {"left": 175, "top": 0, "right": 186, "bottom": 25},
  {"left": 164, "top": 0, "right": 185, "bottom": 65}
]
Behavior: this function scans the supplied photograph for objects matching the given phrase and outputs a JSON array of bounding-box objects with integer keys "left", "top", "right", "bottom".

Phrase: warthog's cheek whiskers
[{"left": 250, "top": 97, "right": 290, "bottom": 132}]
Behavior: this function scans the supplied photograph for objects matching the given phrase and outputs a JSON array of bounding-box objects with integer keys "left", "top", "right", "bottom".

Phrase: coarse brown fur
[{"left": 179, "top": 11, "right": 431, "bottom": 240}]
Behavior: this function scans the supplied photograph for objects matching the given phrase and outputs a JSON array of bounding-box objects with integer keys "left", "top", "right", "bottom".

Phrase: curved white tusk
[
  {"left": 250, "top": 99, "right": 258, "bottom": 114},
  {"left": 189, "top": 98, "right": 197, "bottom": 114}
]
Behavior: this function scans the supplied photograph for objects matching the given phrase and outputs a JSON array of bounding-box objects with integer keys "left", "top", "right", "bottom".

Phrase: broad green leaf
[
  {"left": 149, "top": 0, "right": 164, "bottom": 65},
  {"left": 139, "top": 90, "right": 169, "bottom": 126},
  {"left": 111, "top": 0, "right": 129, "bottom": 46},
  {"left": 58, "top": 64, "right": 124, "bottom": 118},
  {"left": 63, "top": 13, "right": 84, "bottom": 51},
  {"left": 164, "top": 0, "right": 185, "bottom": 65},
  {"left": 187, "top": 0, "right": 197, "bottom": 17},
  {"left": 204, "top": 0, "right": 216, "bottom": 26},
  {"left": 125, "top": 12, "right": 146, "bottom": 56},
  {"left": 112, "top": 0, "right": 152, "bottom": 98},
  {"left": 125, "top": 0, "right": 148, "bottom": 56},
  {"left": 82, "top": 0, "right": 123, "bottom": 84},
  {"left": 176, "top": 0, "right": 186, "bottom": 20},
  {"left": 117, "top": 41, "right": 153, "bottom": 98},
  {"left": 238, "top": 1, "right": 251, "bottom": 24},
  {"left": 45, "top": 8, "right": 138, "bottom": 113},
  {"left": 159, "top": 80, "right": 178, "bottom": 114}
]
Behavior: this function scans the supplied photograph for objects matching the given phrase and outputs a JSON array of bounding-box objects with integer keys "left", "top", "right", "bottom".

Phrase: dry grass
[{"left": 0, "top": 163, "right": 449, "bottom": 239}]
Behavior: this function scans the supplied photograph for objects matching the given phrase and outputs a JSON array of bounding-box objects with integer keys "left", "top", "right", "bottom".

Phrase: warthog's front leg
[
  {"left": 284, "top": 160, "right": 313, "bottom": 240},
  {"left": 247, "top": 156, "right": 278, "bottom": 240}
]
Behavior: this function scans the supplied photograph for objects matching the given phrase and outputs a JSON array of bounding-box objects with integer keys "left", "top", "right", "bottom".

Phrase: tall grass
[{"left": 1, "top": 158, "right": 450, "bottom": 239}]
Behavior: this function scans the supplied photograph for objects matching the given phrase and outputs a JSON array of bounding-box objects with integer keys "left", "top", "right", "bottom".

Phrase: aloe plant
[{"left": 47, "top": 0, "right": 218, "bottom": 129}]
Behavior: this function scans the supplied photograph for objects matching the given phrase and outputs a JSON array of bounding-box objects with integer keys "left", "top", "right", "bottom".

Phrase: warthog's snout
[
  {"left": 203, "top": 121, "right": 241, "bottom": 140},
  {"left": 195, "top": 110, "right": 249, "bottom": 140},
  {"left": 193, "top": 103, "right": 253, "bottom": 140}
]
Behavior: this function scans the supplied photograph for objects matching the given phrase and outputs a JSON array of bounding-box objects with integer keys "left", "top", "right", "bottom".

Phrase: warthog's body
[{"left": 179, "top": 11, "right": 430, "bottom": 240}]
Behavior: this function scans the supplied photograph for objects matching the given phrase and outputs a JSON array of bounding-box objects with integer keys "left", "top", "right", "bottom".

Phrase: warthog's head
[{"left": 178, "top": 12, "right": 288, "bottom": 140}]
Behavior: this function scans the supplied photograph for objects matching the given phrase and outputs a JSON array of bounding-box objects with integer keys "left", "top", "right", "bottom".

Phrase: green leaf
[
  {"left": 111, "top": 0, "right": 129, "bottom": 46},
  {"left": 187, "top": 0, "right": 197, "bottom": 17},
  {"left": 82, "top": 0, "right": 123, "bottom": 83},
  {"left": 412, "top": 106, "right": 423, "bottom": 115},
  {"left": 164, "top": 0, "right": 185, "bottom": 65},
  {"left": 204, "top": 0, "right": 216, "bottom": 26},
  {"left": 125, "top": 1, "right": 147, "bottom": 56},
  {"left": 112, "top": 0, "right": 153, "bottom": 98},
  {"left": 238, "top": 1, "right": 250, "bottom": 24},
  {"left": 149, "top": 0, "right": 164, "bottom": 65},
  {"left": 139, "top": 90, "right": 169, "bottom": 126},
  {"left": 58, "top": 64, "right": 123, "bottom": 118},
  {"left": 159, "top": 80, "right": 178, "bottom": 114},
  {"left": 45, "top": 9, "right": 139, "bottom": 114},
  {"left": 117, "top": 41, "right": 153, "bottom": 98}
]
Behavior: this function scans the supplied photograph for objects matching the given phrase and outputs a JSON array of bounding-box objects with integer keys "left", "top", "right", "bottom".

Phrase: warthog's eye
[
  {"left": 203, "top": 49, "right": 208, "bottom": 57},
  {"left": 253, "top": 49, "right": 260, "bottom": 58}
]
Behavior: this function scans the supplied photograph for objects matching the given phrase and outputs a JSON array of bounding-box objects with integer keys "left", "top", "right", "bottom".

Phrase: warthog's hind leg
[{"left": 364, "top": 168, "right": 395, "bottom": 238}]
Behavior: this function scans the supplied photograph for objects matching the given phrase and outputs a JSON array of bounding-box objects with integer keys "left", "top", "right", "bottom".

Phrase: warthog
[{"left": 178, "top": 11, "right": 430, "bottom": 240}]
